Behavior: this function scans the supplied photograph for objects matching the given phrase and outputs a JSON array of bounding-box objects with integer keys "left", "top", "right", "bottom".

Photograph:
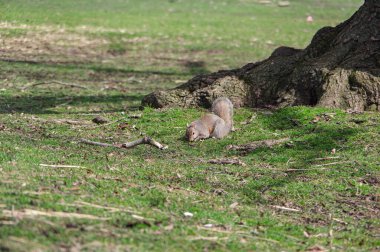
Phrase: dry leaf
[
  {"left": 229, "top": 202, "right": 239, "bottom": 209},
  {"left": 164, "top": 224, "right": 174, "bottom": 231},
  {"left": 306, "top": 245, "right": 327, "bottom": 252},
  {"left": 183, "top": 212, "right": 193, "bottom": 217},
  {"left": 117, "top": 122, "right": 129, "bottom": 130},
  {"left": 312, "top": 116, "right": 321, "bottom": 123}
]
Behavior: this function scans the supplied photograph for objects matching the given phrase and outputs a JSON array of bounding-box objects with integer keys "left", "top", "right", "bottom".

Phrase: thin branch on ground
[
  {"left": 314, "top": 156, "right": 341, "bottom": 161},
  {"left": 273, "top": 165, "right": 351, "bottom": 172},
  {"left": 240, "top": 113, "right": 257, "bottom": 125},
  {"left": 208, "top": 158, "right": 246, "bottom": 166},
  {"left": 333, "top": 218, "right": 348, "bottom": 225},
  {"left": 3, "top": 209, "right": 108, "bottom": 220},
  {"left": 227, "top": 138, "right": 290, "bottom": 153},
  {"left": 84, "top": 114, "right": 142, "bottom": 129},
  {"left": 188, "top": 236, "right": 226, "bottom": 241},
  {"left": 80, "top": 136, "right": 168, "bottom": 150},
  {"left": 21, "top": 81, "right": 88, "bottom": 90},
  {"left": 39, "top": 164, "right": 85, "bottom": 169},
  {"left": 86, "top": 118, "right": 127, "bottom": 128},
  {"left": 74, "top": 200, "right": 140, "bottom": 214},
  {"left": 29, "top": 116, "right": 92, "bottom": 125},
  {"left": 314, "top": 161, "right": 352, "bottom": 167},
  {"left": 271, "top": 205, "right": 301, "bottom": 212}
]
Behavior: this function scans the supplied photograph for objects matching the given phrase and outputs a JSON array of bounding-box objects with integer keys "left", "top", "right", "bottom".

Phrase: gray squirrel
[{"left": 185, "top": 97, "right": 234, "bottom": 141}]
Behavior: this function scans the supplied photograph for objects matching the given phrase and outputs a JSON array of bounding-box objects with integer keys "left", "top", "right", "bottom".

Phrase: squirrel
[{"left": 186, "top": 97, "right": 234, "bottom": 142}]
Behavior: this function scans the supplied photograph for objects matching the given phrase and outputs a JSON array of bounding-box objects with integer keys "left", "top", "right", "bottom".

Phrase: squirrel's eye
[{"left": 193, "top": 132, "right": 195, "bottom": 135}]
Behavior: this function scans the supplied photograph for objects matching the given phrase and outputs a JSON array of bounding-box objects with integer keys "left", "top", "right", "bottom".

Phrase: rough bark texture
[{"left": 142, "top": 0, "right": 380, "bottom": 111}]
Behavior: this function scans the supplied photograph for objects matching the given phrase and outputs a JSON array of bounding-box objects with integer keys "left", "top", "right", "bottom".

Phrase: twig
[
  {"left": 314, "top": 156, "right": 341, "bottom": 161},
  {"left": 332, "top": 218, "right": 348, "bottom": 225},
  {"left": 74, "top": 200, "right": 140, "bottom": 214},
  {"left": 128, "top": 114, "right": 142, "bottom": 119},
  {"left": 80, "top": 139, "right": 115, "bottom": 148},
  {"left": 84, "top": 114, "right": 142, "bottom": 129},
  {"left": 271, "top": 205, "right": 301, "bottom": 212},
  {"left": 240, "top": 113, "right": 257, "bottom": 125},
  {"left": 314, "top": 161, "right": 352, "bottom": 167},
  {"left": 2, "top": 209, "right": 108, "bottom": 220},
  {"left": 208, "top": 158, "right": 246, "bottom": 166},
  {"left": 29, "top": 116, "right": 91, "bottom": 125},
  {"left": 200, "top": 227, "right": 279, "bottom": 243},
  {"left": 21, "top": 81, "right": 87, "bottom": 90},
  {"left": 39, "top": 164, "right": 85, "bottom": 169},
  {"left": 80, "top": 136, "right": 168, "bottom": 150},
  {"left": 88, "top": 118, "right": 126, "bottom": 128},
  {"left": 283, "top": 166, "right": 350, "bottom": 172},
  {"left": 227, "top": 138, "right": 290, "bottom": 153},
  {"left": 188, "top": 236, "right": 226, "bottom": 241},
  {"left": 283, "top": 168, "right": 330, "bottom": 172}
]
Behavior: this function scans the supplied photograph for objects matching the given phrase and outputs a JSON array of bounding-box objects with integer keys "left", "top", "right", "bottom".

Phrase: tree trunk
[{"left": 142, "top": 0, "right": 380, "bottom": 111}]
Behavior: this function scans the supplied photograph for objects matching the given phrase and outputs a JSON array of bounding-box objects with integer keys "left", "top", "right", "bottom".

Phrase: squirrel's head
[{"left": 186, "top": 123, "right": 199, "bottom": 142}]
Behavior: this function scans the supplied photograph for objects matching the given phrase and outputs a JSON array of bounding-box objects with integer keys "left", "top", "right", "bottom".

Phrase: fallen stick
[
  {"left": 333, "top": 218, "right": 348, "bottom": 225},
  {"left": 74, "top": 200, "right": 140, "bottom": 214},
  {"left": 80, "top": 136, "right": 168, "bottom": 150},
  {"left": 2, "top": 209, "right": 108, "bottom": 220},
  {"left": 39, "top": 164, "right": 85, "bottom": 169},
  {"left": 240, "top": 113, "right": 257, "bottom": 125},
  {"left": 188, "top": 236, "right": 223, "bottom": 241},
  {"left": 208, "top": 158, "right": 246, "bottom": 166},
  {"left": 271, "top": 205, "right": 301, "bottom": 212},
  {"left": 227, "top": 137, "right": 290, "bottom": 153},
  {"left": 21, "top": 81, "right": 87, "bottom": 90},
  {"left": 280, "top": 166, "right": 350, "bottom": 172},
  {"left": 314, "top": 161, "right": 352, "bottom": 167},
  {"left": 29, "top": 116, "right": 91, "bottom": 125},
  {"left": 314, "top": 156, "right": 341, "bottom": 161}
]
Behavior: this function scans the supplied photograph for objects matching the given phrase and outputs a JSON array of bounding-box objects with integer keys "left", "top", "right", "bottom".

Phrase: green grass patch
[{"left": 1, "top": 0, "right": 378, "bottom": 251}]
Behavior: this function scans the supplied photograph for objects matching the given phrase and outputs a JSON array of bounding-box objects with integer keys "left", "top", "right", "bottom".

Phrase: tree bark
[{"left": 142, "top": 0, "right": 380, "bottom": 111}]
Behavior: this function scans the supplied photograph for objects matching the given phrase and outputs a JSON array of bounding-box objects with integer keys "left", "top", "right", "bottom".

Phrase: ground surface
[{"left": 0, "top": 0, "right": 379, "bottom": 251}]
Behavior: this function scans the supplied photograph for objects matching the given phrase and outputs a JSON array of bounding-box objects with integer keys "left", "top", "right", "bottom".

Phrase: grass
[{"left": 0, "top": 0, "right": 379, "bottom": 251}]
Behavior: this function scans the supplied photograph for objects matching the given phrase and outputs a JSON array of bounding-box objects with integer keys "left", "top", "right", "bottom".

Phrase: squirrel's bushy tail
[{"left": 211, "top": 97, "right": 233, "bottom": 128}]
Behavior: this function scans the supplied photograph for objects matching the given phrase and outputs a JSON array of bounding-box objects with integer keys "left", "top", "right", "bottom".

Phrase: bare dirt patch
[{"left": 0, "top": 23, "right": 109, "bottom": 64}]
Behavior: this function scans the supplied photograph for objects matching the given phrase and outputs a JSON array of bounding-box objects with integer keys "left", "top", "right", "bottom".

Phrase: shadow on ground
[
  {"left": 1, "top": 58, "right": 209, "bottom": 77},
  {"left": 0, "top": 93, "right": 143, "bottom": 114}
]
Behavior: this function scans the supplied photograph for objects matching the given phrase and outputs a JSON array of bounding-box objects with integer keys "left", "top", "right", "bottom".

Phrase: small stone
[
  {"left": 229, "top": 202, "right": 239, "bottom": 209},
  {"left": 183, "top": 212, "right": 193, "bottom": 217},
  {"left": 258, "top": 0, "right": 271, "bottom": 4},
  {"left": 307, "top": 15, "right": 314, "bottom": 22},
  {"left": 92, "top": 116, "right": 108, "bottom": 124},
  {"left": 278, "top": 1, "right": 290, "bottom": 7}
]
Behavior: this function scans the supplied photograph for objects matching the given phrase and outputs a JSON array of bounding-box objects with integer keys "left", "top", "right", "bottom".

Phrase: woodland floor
[{"left": 0, "top": 0, "right": 379, "bottom": 251}]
